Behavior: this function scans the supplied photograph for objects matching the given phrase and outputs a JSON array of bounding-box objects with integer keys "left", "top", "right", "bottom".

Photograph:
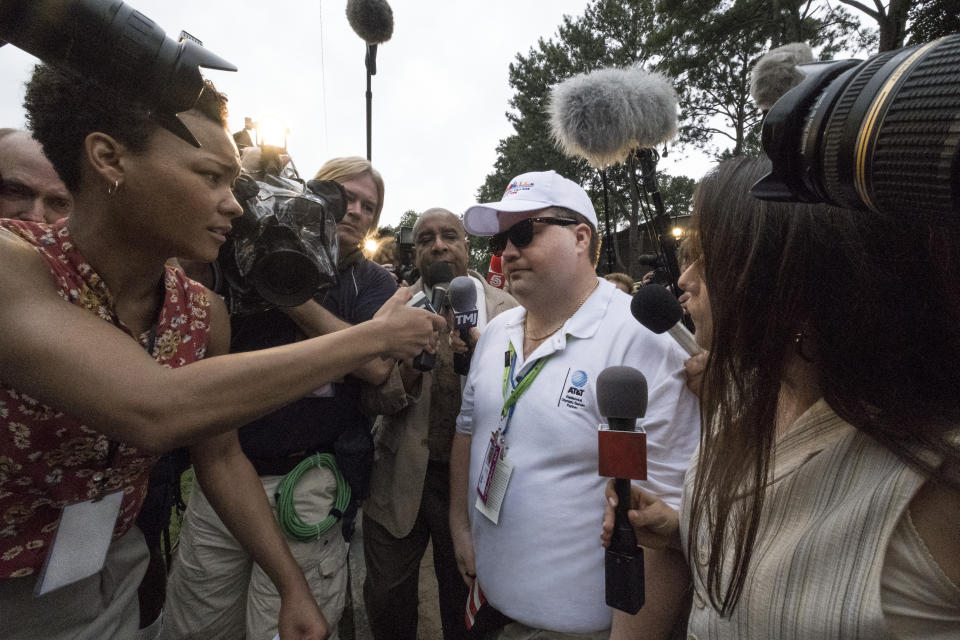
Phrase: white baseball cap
[{"left": 463, "top": 170, "right": 598, "bottom": 236}]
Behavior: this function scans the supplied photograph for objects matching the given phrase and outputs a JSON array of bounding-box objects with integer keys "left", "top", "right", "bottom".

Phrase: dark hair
[
  {"left": 689, "top": 156, "right": 960, "bottom": 615},
  {"left": 23, "top": 64, "right": 229, "bottom": 192},
  {"left": 548, "top": 206, "right": 601, "bottom": 267}
]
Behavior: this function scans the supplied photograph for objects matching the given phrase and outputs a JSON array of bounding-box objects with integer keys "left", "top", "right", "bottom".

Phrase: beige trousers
[
  {"left": 0, "top": 527, "right": 148, "bottom": 640},
  {"left": 162, "top": 468, "right": 347, "bottom": 640}
]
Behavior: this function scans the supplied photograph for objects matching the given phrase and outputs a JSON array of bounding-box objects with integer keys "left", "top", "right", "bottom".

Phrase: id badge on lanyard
[
  {"left": 474, "top": 346, "right": 546, "bottom": 524},
  {"left": 34, "top": 442, "right": 123, "bottom": 596},
  {"left": 476, "top": 429, "right": 503, "bottom": 504}
]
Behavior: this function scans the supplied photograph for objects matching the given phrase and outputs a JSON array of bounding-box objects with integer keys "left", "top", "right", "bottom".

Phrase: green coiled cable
[{"left": 274, "top": 453, "right": 351, "bottom": 542}]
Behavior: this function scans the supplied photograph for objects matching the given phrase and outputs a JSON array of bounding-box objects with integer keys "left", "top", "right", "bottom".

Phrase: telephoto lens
[
  {"left": 0, "top": 0, "right": 236, "bottom": 147},
  {"left": 753, "top": 34, "right": 960, "bottom": 218}
]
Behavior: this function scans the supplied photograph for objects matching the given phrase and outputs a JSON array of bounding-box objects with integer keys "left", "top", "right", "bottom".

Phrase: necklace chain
[{"left": 523, "top": 280, "right": 599, "bottom": 342}]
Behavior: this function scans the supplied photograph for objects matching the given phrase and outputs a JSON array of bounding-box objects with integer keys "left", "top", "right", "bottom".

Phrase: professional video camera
[
  {"left": 215, "top": 174, "right": 345, "bottom": 316},
  {"left": 393, "top": 225, "right": 419, "bottom": 284},
  {"left": 753, "top": 34, "right": 960, "bottom": 217}
]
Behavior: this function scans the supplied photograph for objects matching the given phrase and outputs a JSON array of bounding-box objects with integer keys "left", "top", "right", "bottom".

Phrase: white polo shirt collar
[{"left": 506, "top": 277, "right": 614, "bottom": 374}]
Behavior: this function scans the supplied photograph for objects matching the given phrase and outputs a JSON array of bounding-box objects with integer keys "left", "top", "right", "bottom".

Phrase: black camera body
[
  {"left": 754, "top": 34, "right": 960, "bottom": 217},
  {"left": 393, "top": 225, "right": 419, "bottom": 284},
  {"left": 216, "top": 175, "right": 345, "bottom": 315}
]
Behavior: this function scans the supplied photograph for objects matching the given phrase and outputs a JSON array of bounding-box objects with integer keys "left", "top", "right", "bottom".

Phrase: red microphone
[{"left": 597, "top": 365, "right": 647, "bottom": 614}]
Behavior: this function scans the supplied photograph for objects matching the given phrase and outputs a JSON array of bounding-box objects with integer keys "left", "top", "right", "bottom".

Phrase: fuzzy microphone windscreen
[
  {"left": 750, "top": 42, "right": 815, "bottom": 111},
  {"left": 597, "top": 366, "right": 648, "bottom": 420},
  {"left": 346, "top": 0, "right": 394, "bottom": 45},
  {"left": 548, "top": 66, "right": 678, "bottom": 167}
]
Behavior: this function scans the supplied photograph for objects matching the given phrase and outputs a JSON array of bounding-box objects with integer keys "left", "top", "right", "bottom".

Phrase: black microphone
[
  {"left": 548, "top": 66, "right": 678, "bottom": 168},
  {"left": 631, "top": 285, "right": 701, "bottom": 356},
  {"left": 346, "top": 0, "right": 394, "bottom": 44},
  {"left": 428, "top": 262, "right": 453, "bottom": 315},
  {"left": 449, "top": 276, "right": 478, "bottom": 376},
  {"left": 750, "top": 42, "right": 814, "bottom": 112},
  {"left": 597, "top": 366, "right": 648, "bottom": 614},
  {"left": 410, "top": 262, "right": 453, "bottom": 372}
]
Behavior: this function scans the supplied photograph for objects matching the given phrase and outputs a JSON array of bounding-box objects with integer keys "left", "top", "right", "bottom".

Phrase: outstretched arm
[
  {"left": 0, "top": 230, "right": 443, "bottom": 453},
  {"left": 283, "top": 300, "right": 395, "bottom": 386}
]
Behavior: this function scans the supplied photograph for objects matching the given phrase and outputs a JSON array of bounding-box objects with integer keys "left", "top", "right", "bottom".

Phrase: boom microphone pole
[
  {"left": 633, "top": 147, "right": 681, "bottom": 296},
  {"left": 346, "top": 0, "right": 394, "bottom": 161},
  {"left": 549, "top": 66, "right": 679, "bottom": 283}
]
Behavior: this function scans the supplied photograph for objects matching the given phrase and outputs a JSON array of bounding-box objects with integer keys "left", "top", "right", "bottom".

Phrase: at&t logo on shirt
[{"left": 558, "top": 369, "right": 588, "bottom": 409}]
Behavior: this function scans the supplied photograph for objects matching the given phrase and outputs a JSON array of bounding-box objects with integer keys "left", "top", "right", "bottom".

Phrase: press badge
[
  {"left": 476, "top": 430, "right": 502, "bottom": 503},
  {"left": 475, "top": 430, "right": 514, "bottom": 525},
  {"left": 34, "top": 491, "right": 123, "bottom": 596}
]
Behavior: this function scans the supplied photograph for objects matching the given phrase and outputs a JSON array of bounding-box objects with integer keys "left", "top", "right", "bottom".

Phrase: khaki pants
[
  {"left": 162, "top": 468, "right": 348, "bottom": 640},
  {"left": 0, "top": 527, "right": 148, "bottom": 640}
]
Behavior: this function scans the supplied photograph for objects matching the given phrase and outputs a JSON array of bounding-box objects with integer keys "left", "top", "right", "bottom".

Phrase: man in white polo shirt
[{"left": 449, "top": 170, "right": 699, "bottom": 638}]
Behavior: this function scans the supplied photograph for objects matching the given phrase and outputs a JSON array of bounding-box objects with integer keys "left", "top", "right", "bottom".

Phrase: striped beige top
[{"left": 680, "top": 399, "right": 958, "bottom": 639}]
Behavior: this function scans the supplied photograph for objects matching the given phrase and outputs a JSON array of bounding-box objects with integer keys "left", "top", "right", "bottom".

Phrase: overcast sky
[{"left": 0, "top": 0, "right": 712, "bottom": 228}]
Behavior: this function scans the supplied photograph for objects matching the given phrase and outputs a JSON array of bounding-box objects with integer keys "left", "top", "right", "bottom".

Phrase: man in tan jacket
[{"left": 362, "top": 208, "right": 516, "bottom": 640}]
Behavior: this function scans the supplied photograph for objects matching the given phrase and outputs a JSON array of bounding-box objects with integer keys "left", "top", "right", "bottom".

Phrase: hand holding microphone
[
  {"left": 597, "top": 366, "right": 649, "bottom": 614},
  {"left": 407, "top": 262, "right": 453, "bottom": 371},
  {"left": 448, "top": 276, "right": 479, "bottom": 375},
  {"left": 372, "top": 288, "right": 443, "bottom": 361},
  {"left": 601, "top": 483, "right": 681, "bottom": 552}
]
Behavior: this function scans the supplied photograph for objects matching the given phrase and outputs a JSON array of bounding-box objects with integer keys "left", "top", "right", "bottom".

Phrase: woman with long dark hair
[{"left": 604, "top": 156, "right": 960, "bottom": 638}]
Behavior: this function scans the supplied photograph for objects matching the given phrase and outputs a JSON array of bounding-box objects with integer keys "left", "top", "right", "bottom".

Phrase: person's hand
[
  {"left": 640, "top": 270, "right": 655, "bottom": 286},
  {"left": 449, "top": 327, "right": 481, "bottom": 354},
  {"left": 372, "top": 289, "right": 445, "bottom": 361},
  {"left": 683, "top": 351, "right": 708, "bottom": 399},
  {"left": 276, "top": 586, "right": 330, "bottom": 640},
  {"left": 451, "top": 521, "right": 477, "bottom": 589},
  {"left": 601, "top": 480, "right": 681, "bottom": 551}
]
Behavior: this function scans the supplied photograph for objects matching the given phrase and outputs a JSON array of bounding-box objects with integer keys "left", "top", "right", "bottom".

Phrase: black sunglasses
[{"left": 489, "top": 217, "right": 578, "bottom": 256}]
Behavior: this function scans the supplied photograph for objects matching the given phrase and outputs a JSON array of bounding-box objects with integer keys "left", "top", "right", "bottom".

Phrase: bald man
[
  {"left": 0, "top": 129, "right": 72, "bottom": 223},
  {"left": 362, "top": 208, "right": 517, "bottom": 640}
]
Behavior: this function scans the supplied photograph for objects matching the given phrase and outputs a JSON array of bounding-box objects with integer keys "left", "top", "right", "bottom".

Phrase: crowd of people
[{"left": 0, "top": 33, "right": 958, "bottom": 640}]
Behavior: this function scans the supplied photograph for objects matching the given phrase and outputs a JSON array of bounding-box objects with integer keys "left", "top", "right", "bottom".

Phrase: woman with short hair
[{"left": 0, "top": 63, "right": 439, "bottom": 640}]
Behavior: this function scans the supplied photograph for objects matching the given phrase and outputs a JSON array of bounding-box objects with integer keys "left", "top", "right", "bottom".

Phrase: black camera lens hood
[{"left": 752, "top": 59, "right": 861, "bottom": 202}]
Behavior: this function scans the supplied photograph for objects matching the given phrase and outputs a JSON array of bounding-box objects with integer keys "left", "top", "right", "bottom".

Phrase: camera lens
[
  {"left": 754, "top": 34, "right": 960, "bottom": 218},
  {"left": 251, "top": 249, "right": 322, "bottom": 307}
]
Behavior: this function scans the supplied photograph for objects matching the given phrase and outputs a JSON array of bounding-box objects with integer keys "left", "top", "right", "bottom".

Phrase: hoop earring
[{"left": 107, "top": 179, "right": 120, "bottom": 196}]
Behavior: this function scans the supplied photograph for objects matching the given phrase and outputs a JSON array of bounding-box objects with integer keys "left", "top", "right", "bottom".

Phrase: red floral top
[{"left": 0, "top": 219, "right": 213, "bottom": 578}]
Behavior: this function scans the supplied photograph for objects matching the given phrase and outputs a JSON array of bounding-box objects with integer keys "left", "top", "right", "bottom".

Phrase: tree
[
  {"left": 837, "top": 0, "right": 911, "bottom": 51},
  {"left": 478, "top": 0, "right": 868, "bottom": 278},
  {"left": 396, "top": 209, "right": 419, "bottom": 229},
  {"left": 652, "top": 0, "right": 867, "bottom": 158},
  {"left": 907, "top": 0, "right": 960, "bottom": 45}
]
